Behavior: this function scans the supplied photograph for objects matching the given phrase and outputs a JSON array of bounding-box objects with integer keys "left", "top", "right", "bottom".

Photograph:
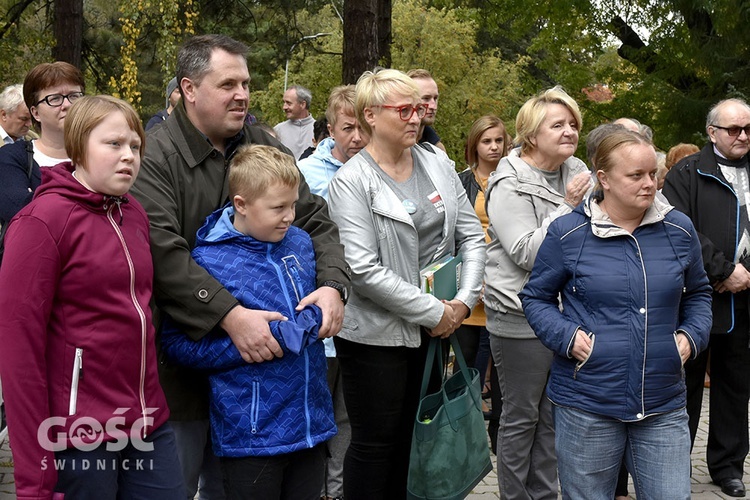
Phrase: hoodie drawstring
[{"left": 103, "top": 196, "right": 129, "bottom": 225}]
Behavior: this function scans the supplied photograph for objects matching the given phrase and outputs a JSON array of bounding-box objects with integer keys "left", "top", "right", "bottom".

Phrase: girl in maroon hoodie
[{"left": 0, "top": 95, "right": 183, "bottom": 500}]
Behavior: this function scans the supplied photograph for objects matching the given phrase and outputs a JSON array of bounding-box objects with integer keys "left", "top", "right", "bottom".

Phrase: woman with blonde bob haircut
[
  {"left": 353, "top": 69, "right": 421, "bottom": 138},
  {"left": 514, "top": 86, "right": 583, "bottom": 157},
  {"left": 328, "top": 68, "right": 486, "bottom": 497},
  {"left": 0, "top": 95, "right": 183, "bottom": 499},
  {"left": 483, "top": 86, "right": 592, "bottom": 499},
  {"left": 520, "top": 130, "right": 711, "bottom": 498}
]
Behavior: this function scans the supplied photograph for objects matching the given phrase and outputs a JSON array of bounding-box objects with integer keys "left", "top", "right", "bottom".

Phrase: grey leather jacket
[
  {"left": 484, "top": 149, "right": 590, "bottom": 338},
  {"left": 328, "top": 146, "right": 486, "bottom": 347}
]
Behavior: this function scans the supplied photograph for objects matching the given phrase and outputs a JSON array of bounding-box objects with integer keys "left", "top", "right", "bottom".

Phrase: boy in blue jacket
[{"left": 162, "top": 144, "right": 336, "bottom": 499}]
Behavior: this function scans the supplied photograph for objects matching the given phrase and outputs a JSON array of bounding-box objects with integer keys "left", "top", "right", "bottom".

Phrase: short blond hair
[
  {"left": 354, "top": 69, "right": 420, "bottom": 137},
  {"left": 326, "top": 85, "right": 356, "bottom": 127},
  {"left": 406, "top": 68, "right": 433, "bottom": 81},
  {"left": 514, "top": 86, "right": 582, "bottom": 155},
  {"left": 229, "top": 145, "right": 300, "bottom": 202},
  {"left": 64, "top": 95, "right": 145, "bottom": 168}
]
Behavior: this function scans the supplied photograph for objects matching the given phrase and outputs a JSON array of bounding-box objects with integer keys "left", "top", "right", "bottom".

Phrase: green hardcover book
[{"left": 420, "top": 253, "right": 463, "bottom": 300}]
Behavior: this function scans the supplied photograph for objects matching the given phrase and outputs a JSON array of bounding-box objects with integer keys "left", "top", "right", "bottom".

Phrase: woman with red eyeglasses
[{"left": 327, "top": 69, "right": 486, "bottom": 498}]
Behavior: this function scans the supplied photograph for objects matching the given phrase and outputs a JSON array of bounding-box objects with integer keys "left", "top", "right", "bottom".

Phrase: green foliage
[
  {"left": 249, "top": 4, "right": 343, "bottom": 126},
  {"left": 0, "top": 0, "right": 55, "bottom": 87},
  {"left": 391, "top": 0, "right": 527, "bottom": 163},
  {"left": 250, "top": 0, "right": 528, "bottom": 166},
  {"left": 430, "top": 0, "right": 750, "bottom": 153},
  {"left": 112, "top": 0, "right": 197, "bottom": 111},
  {"left": 5, "top": 0, "right": 745, "bottom": 157}
]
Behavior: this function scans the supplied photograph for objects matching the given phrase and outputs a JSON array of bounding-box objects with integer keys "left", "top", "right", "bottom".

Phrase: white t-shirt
[{"left": 33, "top": 140, "right": 69, "bottom": 167}]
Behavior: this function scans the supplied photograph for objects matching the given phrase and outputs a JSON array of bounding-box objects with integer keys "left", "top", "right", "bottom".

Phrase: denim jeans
[
  {"left": 53, "top": 422, "right": 184, "bottom": 499},
  {"left": 553, "top": 405, "right": 691, "bottom": 500}
]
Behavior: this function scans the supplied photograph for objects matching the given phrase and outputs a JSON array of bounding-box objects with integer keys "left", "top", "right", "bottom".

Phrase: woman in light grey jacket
[
  {"left": 483, "top": 86, "right": 591, "bottom": 500},
  {"left": 327, "top": 69, "right": 485, "bottom": 499}
]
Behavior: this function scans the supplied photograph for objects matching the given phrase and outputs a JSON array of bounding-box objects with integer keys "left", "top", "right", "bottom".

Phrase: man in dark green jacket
[{"left": 131, "top": 34, "right": 351, "bottom": 499}]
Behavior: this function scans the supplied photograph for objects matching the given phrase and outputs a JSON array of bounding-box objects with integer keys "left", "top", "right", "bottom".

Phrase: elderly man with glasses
[{"left": 663, "top": 98, "right": 750, "bottom": 498}]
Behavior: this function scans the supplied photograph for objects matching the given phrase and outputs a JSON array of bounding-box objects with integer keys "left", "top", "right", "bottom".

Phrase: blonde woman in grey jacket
[
  {"left": 483, "top": 86, "right": 591, "bottom": 500},
  {"left": 328, "top": 69, "right": 485, "bottom": 499}
]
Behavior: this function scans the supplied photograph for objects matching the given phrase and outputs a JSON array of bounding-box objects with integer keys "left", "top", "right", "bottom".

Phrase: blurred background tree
[{"left": 0, "top": 0, "right": 746, "bottom": 161}]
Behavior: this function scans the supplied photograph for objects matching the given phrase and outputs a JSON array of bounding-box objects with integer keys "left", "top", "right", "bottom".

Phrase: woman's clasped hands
[{"left": 429, "top": 300, "right": 470, "bottom": 338}]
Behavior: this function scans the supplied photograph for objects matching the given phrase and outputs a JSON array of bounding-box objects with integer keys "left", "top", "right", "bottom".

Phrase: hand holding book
[{"left": 420, "top": 254, "right": 462, "bottom": 300}]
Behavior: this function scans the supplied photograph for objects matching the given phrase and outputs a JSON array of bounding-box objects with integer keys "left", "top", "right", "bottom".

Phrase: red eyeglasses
[{"left": 374, "top": 103, "right": 428, "bottom": 121}]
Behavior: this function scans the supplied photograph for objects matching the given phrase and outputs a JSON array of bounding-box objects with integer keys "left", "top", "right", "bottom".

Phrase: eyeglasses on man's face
[
  {"left": 711, "top": 124, "right": 750, "bottom": 137},
  {"left": 375, "top": 103, "right": 428, "bottom": 122},
  {"left": 35, "top": 92, "right": 84, "bottom": 107}
]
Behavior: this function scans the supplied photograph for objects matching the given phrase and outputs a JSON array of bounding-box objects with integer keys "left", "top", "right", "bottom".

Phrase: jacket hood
[
  {"left": 197, "top": 203, "right": 284, "bottom": 251},
  {"left": 581, "top": 191, "right": 674, "bottom": 238},
  {"left": 308, "top": 137, "right": 344, "bottom": 168},
  {"left": 34, "top": 162, "right": 130, "bottom": 213}
]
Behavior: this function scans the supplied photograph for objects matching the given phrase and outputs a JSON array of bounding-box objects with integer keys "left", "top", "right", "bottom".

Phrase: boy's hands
[
  {"left": 297, "top": 286, "right": 344, "bottom": 338},
  {"left": 220, "top": 284, "right": 344, "bottom": 363}
]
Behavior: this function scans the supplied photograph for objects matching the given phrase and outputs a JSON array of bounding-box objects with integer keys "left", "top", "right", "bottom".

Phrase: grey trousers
[
  {"left": 323, "top": 357, "right": 351, "bottom": 498},
  {"left": 170, "top": 419, "right": 226, "bottom": 500},
  {"left": 490, "top": 335, "right": 557, "bottom": 500}
]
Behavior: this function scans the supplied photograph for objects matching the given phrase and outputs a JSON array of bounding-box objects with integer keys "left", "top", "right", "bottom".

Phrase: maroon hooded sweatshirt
[{"left": 0, "top": 163, "right": 169, "bottom": 499}]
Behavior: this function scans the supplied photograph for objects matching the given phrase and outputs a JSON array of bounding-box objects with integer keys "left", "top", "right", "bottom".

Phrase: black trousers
[
  {"left": 220, "top": 444, "right": 326, "bottom": 500},
  {"left": 686, "top": 311, "right": 750, "bottom": 481},
  {"left": 334, "top": 333, "right": 434, "bottom": 500}
]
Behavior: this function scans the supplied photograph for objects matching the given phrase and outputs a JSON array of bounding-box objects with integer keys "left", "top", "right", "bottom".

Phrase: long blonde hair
[{"left": 466, "top": 115, "right": 509, "bottom": 167}]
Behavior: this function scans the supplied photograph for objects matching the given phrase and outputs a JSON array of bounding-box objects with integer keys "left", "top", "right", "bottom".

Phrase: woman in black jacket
[
  {"left": 456, "top": 115, "right": 509, "bottom": 452},
  {"left": 0, "top": 62, "right": 84, "bottom": 225}
]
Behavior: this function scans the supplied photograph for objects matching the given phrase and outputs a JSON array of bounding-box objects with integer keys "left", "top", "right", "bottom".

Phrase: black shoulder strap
[
  {"left": 418, "top": 141, "right": 436, "bottom": 154},
  {"left": 24, "top": 140, "right": 34, "bottom": 180}
]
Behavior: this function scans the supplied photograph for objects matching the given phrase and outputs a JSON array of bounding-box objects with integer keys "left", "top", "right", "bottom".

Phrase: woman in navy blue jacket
[
  {"left": 0, "top": 62, "right": 85, "bottom": 225},
  {"left": 520, "top": 130, "right": 712, "bottom": 499}
]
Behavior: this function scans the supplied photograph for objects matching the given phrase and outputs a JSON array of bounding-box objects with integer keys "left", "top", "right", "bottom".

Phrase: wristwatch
[{"left": 322, "top": 280, "right": 349, "bottom": 305}]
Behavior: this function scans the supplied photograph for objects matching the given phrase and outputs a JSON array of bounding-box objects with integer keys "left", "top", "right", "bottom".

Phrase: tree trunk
[
  {"left": 52, "top": 0, "right": 84, "bottom": 68},
  {"left": 377, "top": 0, "right": 391, "bottom": 68},
  {"left": 610, "top": 15, "right": 709, "bottom": 96},
  {"left": 342, "top": 0, "right": 380, "bottom": 84}
]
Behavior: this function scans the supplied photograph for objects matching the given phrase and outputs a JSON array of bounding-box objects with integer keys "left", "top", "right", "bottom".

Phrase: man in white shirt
[
  {"left": 0, "top": 84, "right": 31, "bottom": 145},
  {"left": 274, "top": 85, "right": 315, "bottom": 160}
]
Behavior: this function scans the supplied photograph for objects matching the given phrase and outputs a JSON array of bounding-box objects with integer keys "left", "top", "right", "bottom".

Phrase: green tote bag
[{"left": 407, "top": 335, "right": 493, "bottom": 500}]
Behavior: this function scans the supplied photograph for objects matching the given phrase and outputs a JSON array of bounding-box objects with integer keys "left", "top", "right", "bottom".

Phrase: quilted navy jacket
[
  {"left": 162, "top": 205, "right": 335, "bottom": 456},
  {"left": 519, "top": 196, "right": 712, "bottom": 421}
]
